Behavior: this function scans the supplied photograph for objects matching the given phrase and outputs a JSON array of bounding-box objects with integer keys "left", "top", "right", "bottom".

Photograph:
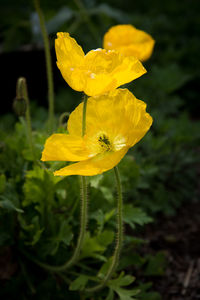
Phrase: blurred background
[
  {"left": 0, "top": 0, "right": 200, "bottom": 299},
  {"left": 1, "top": 0, "right": 200, "bottom": 117}
]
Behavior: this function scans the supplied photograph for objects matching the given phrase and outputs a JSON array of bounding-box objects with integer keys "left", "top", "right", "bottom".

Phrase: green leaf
[
  {"left": 123, "top": 205, "right": 153, "bottom": 229},
  {"left": 23, "top": 216, "right": 44, "bottom": 246},
  {"left": 0, "top": 174, "right": 6, "bottom": 193},
  {"left": 89, "top": 174, "right": 103, "bottom": 188},
  {"left": 23, "top": 166, "right": 62, "bottom": 212},
  {"left": 137, "top": 283, "right": 161, "bottom": 300},
  {"left": 115, "top": 287, "right": 140, "bottom": 300},
  {"left": 0, "top": 196, "right": 24, "bottom": 213},
  {"left": 108, "top": 273, "right": 139, "bottom": 300},
  {"left": 80, "top": 230, "right": 114, "bottom": 259},
  {"left": 119, "top": 253, "right": 146, "bottom": 271},
  {"left": 96, "top": 230, "right": 114, "bottom": 248},
  {"left": 98, "top": 257, "right": 113, "bottom": 279},
  {"left": 145, "top": 252, "right": 167, "bottom": 276},
  {"left": 151, "top": 64, "right": 192, "bottom": 93},
  {"left": 69, "top": 275, "right": 89, "bottom": 291},
  {"left": 105, "top": 288, "right": 114, "bottom": 300},
  {"left": 48, "top": 221, "right": 73, "bottom": 256},
  {"left": 30, "top": 227, "right": 44, "bottom": 246},
  {"left": 90, "top": 209, "right": 104, "bottom": 233},
  {"left": 109, "top": 273, "right": 135, "bottom": 288},
  {"left": 58, "top": 220, "right": 73, "bottom": 246}
]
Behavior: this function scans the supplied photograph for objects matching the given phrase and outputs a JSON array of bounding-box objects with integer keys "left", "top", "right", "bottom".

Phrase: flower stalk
[
  {"left": 34, "top": 0, "right": 55, "bottom": 134},
  {"left": 85, "top": 165, "right": 123, "bottom": 293},
  {"left": 25, "top": 95, "right": 88, "bottom": 272},
  {"left": 16, "top": 77, "right": 36, "bottom": 163}
]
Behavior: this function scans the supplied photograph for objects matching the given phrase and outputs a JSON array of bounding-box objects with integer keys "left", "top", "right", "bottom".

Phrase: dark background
[{"left": 0, "top": 0, "right": 200, "bottom": 117}]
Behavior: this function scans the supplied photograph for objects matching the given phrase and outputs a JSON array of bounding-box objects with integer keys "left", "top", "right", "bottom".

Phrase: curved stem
[
  {"left": 85, "top": 165, "right": 123, "bottom": 293},
  {"left": 34, "top": 0, "right": 55, "bottom": 134},
  {"left": 59, "top": 175, "right": 88, "bottom": 270},
  {"left": 25, "top": 95, "right": 89, "bottom": 272}
]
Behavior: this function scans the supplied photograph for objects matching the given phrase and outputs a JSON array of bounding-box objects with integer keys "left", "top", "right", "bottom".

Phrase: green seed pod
[{"left": 13, "top": 96, "right": 27, "bottom": 116}]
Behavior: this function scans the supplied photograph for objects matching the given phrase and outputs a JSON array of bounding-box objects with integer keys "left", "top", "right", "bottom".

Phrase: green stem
[
  {"left": 22, "top": 175, "right": 88, "bottom": 272},
  {"left": 60, "top": 175, "right": 88, "bottom": 270},
  {"left": 34, "top": 0, "right": 54, "bottom": 133},
  {"left": 82, "top": 94, "right": 88, "bottom": 136},
  {"left": 23, "top": 95, "right": 89, "bottom": 272},
  {"left": 16, "top": 77, "right": 36, "bottom": 163},
  {"left": 61, "top": 95, "right": 88, "bottom": 268},
  {"left": 85, "top": 166, "right": 123, "bottom": 293}
]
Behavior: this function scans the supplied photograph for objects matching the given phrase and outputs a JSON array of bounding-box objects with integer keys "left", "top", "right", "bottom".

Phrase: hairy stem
[
  {"left": 25, "top": 95, "right": 88, "bottom": 272},
  {"left": 85, "top": 165, "right": 123, "bottom": 293},
  {"left": 16, "top": 77, "right": 36, "bottom": 163},
  {"left": 34, "top": 0, "right": 55, "bottom": 133}
]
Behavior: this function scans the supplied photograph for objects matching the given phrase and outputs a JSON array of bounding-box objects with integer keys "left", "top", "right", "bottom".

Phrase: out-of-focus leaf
[
  {"left": 105, "top": 288, "right": 114, "bottom": 300},
  {"left": 151, "top": 64, "right": 192, "bottom": 94},
  {"left": 80, "top": 230, "right": 114, "bottom": 259},
  {"left": 109, "top": 273, "right": 135, "bottom": 288},
  {"left": 90, "top": 4, "right": 130, "bottom": 23},
  {"left": 145, "top": 252, "right": 167, "bottom": 276},
  {"left": 123, "top": 204, "right": 153, "bottom": 229},
  {"left": 46, "top": 6, "right": 75, "bottom": 34},
  {"left": 0, "top": 174, "right": 6, "bottom": 194},
  {"left": 0, "top": 196, "right": 24, "bottom": 213},
  {"left": 108, "top": 272, "right": 139, "bottom": 300},
  {"left": 69, "top": 274, "right": 89, "bottom": 291},
  {"left": 114, "top": 287, "right": 139, "bottom": 300}
]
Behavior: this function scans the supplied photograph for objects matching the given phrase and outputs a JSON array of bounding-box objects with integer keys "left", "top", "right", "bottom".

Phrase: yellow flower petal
[
  {"left": 41, "top": 89, "right": 152, "bottom": 176},
  {"left": 103, "top": 24, "right": 155, "bottom": 62},
  {"left": 55, "top": 33, "right": 146, "bottom": 96},
  {"left": 41, "top": 134, "right": 90, "bottom": 162},
  {"left": 83, "top": 49, "right": 146, "bottom": 96},
  {"left": 54, "top": 147, "right": 129, "bottom": 176},
  {"left": 67, "top": 88, "right": 153, "bottom": 147},
  {"left": 55, "top": 32, "right": 85, "bottom": 91}
]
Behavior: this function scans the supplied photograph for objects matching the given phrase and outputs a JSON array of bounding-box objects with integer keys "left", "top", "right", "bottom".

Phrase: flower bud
[{"left": 13, "top": 96, "right": 27, "bottom": 116}]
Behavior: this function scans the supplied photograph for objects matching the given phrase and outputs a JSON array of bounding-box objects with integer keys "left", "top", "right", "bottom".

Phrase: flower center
[{"left": 98, "top": 134, "right": 112, "bottom": 152}]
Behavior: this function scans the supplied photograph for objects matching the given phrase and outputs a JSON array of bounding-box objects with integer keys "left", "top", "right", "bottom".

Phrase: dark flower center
[{"left": 98, "top": 134, "right": 112, "bottom": 151}]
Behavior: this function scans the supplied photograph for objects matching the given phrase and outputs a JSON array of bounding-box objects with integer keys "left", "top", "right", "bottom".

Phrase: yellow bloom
[
  {"left": 41, "top": 89, "right": 153, "bottom": 176},
  {"left": 103, "top": 24, "right": 155, "bottom": 62},
  {"left": 55, "top": 32, "right": 146, "bottom": 96}
]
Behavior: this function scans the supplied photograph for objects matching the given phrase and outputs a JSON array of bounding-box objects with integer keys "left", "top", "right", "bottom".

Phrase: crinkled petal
[
  {"left": 67, "top": 89, "right": 152, "bottom": 144},
  {"left": 54, "top": 147, "right": 129, "bottom": 176},
  {"left": 103, "top": 24, "right": 155, "bottom": 62},
  {"left": 83, "top": 49, "right": 146, "bottom": 96},
  {"left": 55, "top": 32, "right": 85, "bottom": 91},
  {"left": 84, "top": 72, "right": 117, "bottom": 96},
  {"left": 41, "top": 134, "right": 90, "bottom": 162},
  {"left": 111, "top": 55, "right": 146, "bottom": 88}
]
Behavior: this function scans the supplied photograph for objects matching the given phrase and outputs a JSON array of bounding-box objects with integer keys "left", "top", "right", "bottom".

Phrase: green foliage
[
  {"left": 0, "top": 0, "right": 200, "bottom": 299},
  {"left": 144, "top": 252, "right": 167, "bottom": 277},
  {"left": 107, "top": 272, "right": 139, "bottom": 300}
]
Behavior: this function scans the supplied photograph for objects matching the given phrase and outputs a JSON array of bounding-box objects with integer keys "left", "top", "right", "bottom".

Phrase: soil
[{"left": 138, "top": 201, "right": 200, "bottom": 300}]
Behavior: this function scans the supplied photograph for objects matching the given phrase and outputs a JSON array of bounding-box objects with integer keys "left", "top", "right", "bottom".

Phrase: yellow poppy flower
[
  {"left": 41, "top": 89, "right": 153, "bottom": 176},
  {"left": 103, "top": 24, "right": 155, "bottom": 62},
  {"left": 55, "top": 32, "right": 147, "bottom": 96}
]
